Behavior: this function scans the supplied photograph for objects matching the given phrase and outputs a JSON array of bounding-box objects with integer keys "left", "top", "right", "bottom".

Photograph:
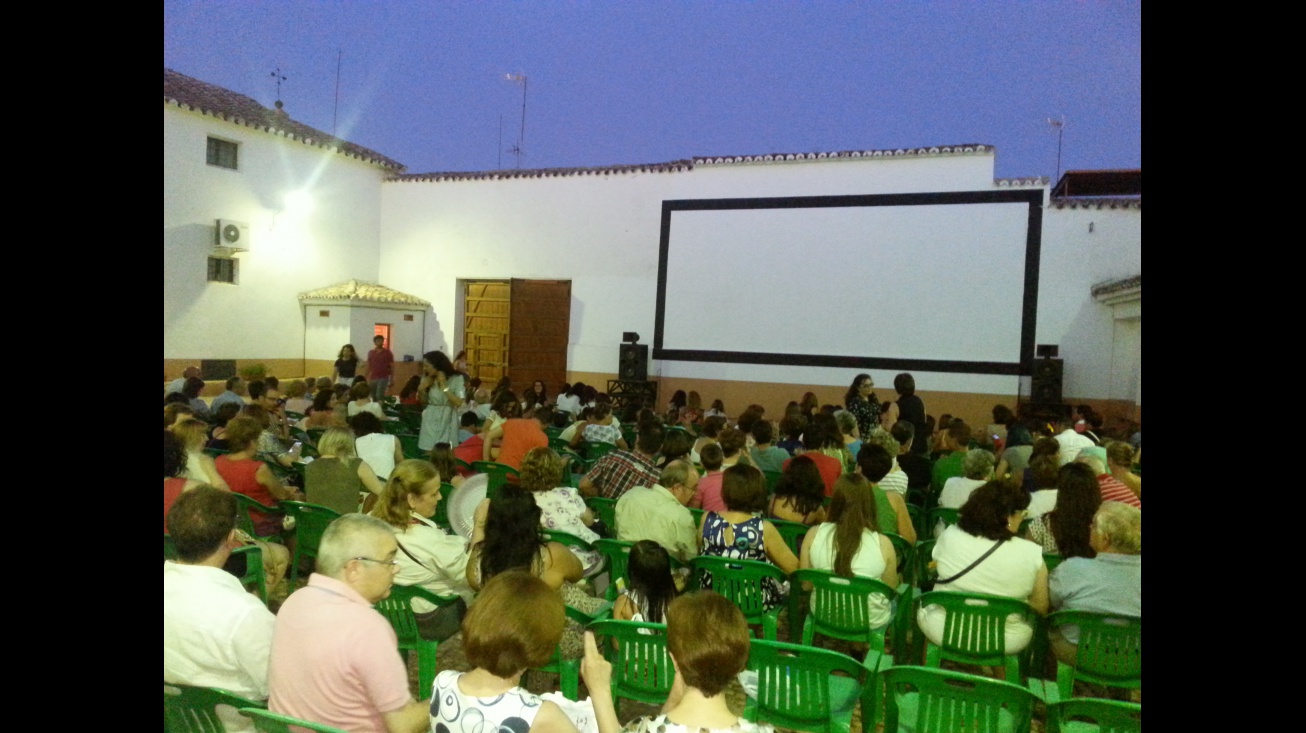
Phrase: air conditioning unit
[{"left": 213, "top": 219, "right": 250, "bottom": 254}]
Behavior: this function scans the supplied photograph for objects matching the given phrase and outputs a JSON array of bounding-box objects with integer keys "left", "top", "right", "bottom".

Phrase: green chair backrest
[
  {"left": 882, "top": 532, "right": 915, "bottom": 586},
  {"left": 792, "top": 569, "right": 896, "bottom": 651},
  {"left": 540, "top": 528, "right": 596, "bottom": 554},
  {"left": 431, "top": 482, "right": 457, "bottom": 530},
  {"left": 549, "top": 437, "right": 573, "bottom": 453},
  {"left": 164, "top": 534, "right": 178, "bottom": 561},
  {"left": 621, "top": 427, "right": 637, "bottom": 448},
  {"left": 472, "top": 461, "right": 521, "bottom": 500},
  {"left": 202, "top": 447, "right": 230, "bottom": 459},
  {"left": 544, "top": 426, "right": 564, "bottom": 440},
  {"left": 687, "top": 508, "right": 705, "bottom": 529},
  {"left": 881, "top": 666, "right": 1037, "bottom": 733},
  {"left": 280, "top": 501, "right": 343, "bottom": 582},
  {"left": 382, "top": 419, "right": 413, "bottom": 436},
  {"left": 230, "top": 544, "right": 268, "bottom": 604},
  {"left": 905, "top": 502, "right": 927, "bottom": 541},
  {"left": 1048, "top": 610, "right": 1141, "bottom": 695},
  {"left": 374, "top": 584, "right": 460, "bottom": 699},
  {"left": 284, "top": 411, "right": 306, "bottom": 421},
  {"left": 931, "top": 507, "right": 960, "bottom": 532},
  {"left": 915, "top": 590, "right": 1039, "bottom": 683},
  {"left": 398, "top": 433, "right": 424, "bottom": 460},
  {"left": 745, "top": 638, "right": 874, "bottom": 733},
  {"left": 590, "top": 620, "right": 675, "bottom": 713},
  {"left": 914, "top": 539, "right": 937, "bottom": 592},
  {"left": 241, "top": 707, "right": 349, "bottom": 733},
  {"left": 579, "top": 440, "right": 619, "bottom": 463},
  {"left": 1046, "top": 698, "right": 1142, "bottom": 733},
  {"left": 585, "top": 497, "right": 618, "bottom": 536},
  {"left": 593, "top": 539, "right": 634, "bottom": 601},
  {"left": 689, "top": 556, "right": 788, "bottom": 637},
  {"left": 532, "top": 603, "right": 613, "bottom": 700},
  {"left": 306, "top": 427, "right": 327, "bottom": 443},
  {"left": 163, "top": 682, "right": 264, "bottom": 733},
  {"left": 769, "top": 518, "right": 809, "bottom": 556},
  {"left": 1044, "top": 553, "right": 1064, "bottom": 573},
  {"left": 762, "top": 469, "right": 783, "bottom": 492},
  {"left": 232, "top": 493, "right": 284, "bottom": 541},
  {"left": 397, "top": 405, "right": 424, "bottom": 433}
]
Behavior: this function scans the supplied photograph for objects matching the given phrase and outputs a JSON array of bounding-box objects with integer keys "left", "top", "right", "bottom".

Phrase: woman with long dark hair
[
  {"left": 799, "top": 473, "right": 899, "bottom": 630},
  {"left": 768, "top": 454, "right": 827, "bottom": 525},
  {"left": 893, "top": 373, "right": 929, "bottom": 455},
  {"left": 613, "top": 540, "right": 679, "bottom": 624},
  {"left": 332, "top": 344, "right": 361, "bottom": 385},
  {"left": 418, "top": 350, "right": 465, "bottom": 451},
  {"left": 1025, "top": 462, "right": 1101, "bottom": 559}
]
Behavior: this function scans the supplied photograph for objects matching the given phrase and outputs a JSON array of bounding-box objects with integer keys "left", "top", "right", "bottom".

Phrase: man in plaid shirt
[{"left": 579, "top": 422, "right": 664, "bottom": 499}]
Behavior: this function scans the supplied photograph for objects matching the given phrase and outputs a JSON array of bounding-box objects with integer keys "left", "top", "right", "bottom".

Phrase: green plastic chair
[
  {"left": 164, "top": 682, "right": 265, "bottom": 733},
  {"left": 792, "top": 569, "right": 897, "bottom": 654},
  {"left": 472, "top": 461, "right": 520, "bottom": 500},
  {"left": 431, "top": 482, "right": 458, "bottom": 531},
  {"left": 883, "top": 532, "right": 915, "bottom": 587},
  {"left": 914, "top": 539, "right": 937, "bottom": 591},
  {"left": 164, "top": 534, "right": 178, "bottom": 561},
  {"left": 589, "top": 619, "right": 675, "bottom": 716},
  {"left": 397, "top": 406, "right": 424, "bottom": 433},
  {"left": 1044, "top": 553, "right": 1065, "bottom": 573},
  {"left": 584, "top": 497, "right": 617, "bottom": 536},
  {"left": 284, "top": 410, "right": 306, "bottom": 422},
  {"left": 539, "top": 529, "right": 603, "bottom": 578},
  {"left": 621, "top": 427, "right": 637, "bottom": 448},
  {"left": 762, "top": 469, "right": 783, "bottom": 492},
  {"left": 232, "top": 493, "right": 286, "bottom": 542},
  {"left": 532, "top": 603, "right": 612, "bottom": 700},
  {"left": 930, "top": 507, "right": 960, "bottom": 535},
  {"left": 230, "top": 544, "right": 268, "bottom": 604},
  {"left": 241, "top": 707, "right": 349, "bottom": 732},
  {"left": 373, "top": 584, "right": 463, "bottom": 701},
  {"left": 398, "top": 433, "right": 424, "bottom": 460},
  {"left": 770, "top": 518, "right": 809, "bottom": 556},
  {"left": 687, "top": 507, "right": 705, "bottom": 530},
  {"left": 544, "top": 426, "right": 564, "bottom": 440},
  {"left": 1044, "top": 611, "right": 1141, "bottom": 700},
  {"left": 905, "top": 503, "right": 927, "bottom": 541},
  {"left": 913, "top": 591, "right": 1041, "bottom": 684},
  {"left": 306, "top": 427, "right": 328, "bottom": 444},
  {"left": 578, "top": 440, "right": 619, "bottom": 465},
  {"left": 1046, "top": 698, "right": 1142, "bottom": 733},
  {"left": 280, "top": 501, "right": 343, "bottom": 583},
  {"left": 881, "top": 665, "right": 1038, "bottom": 733},
  {"left": 689, "top": 556, "right": 788, "bottom": 640},
  {"left": 594, "top": 539, "right": 634, "bottom": 601},
  {"left": 383, "top": 418, "right": 413, "bottom": 436},
  {"left": 202, "top": 447, "right": 231, "bottom": 459},
  {"left": 743, "top": 638, "right": 882, "bottom": 733},
  {"left": 548, "top": 437, "right": 573, "bottom": 453}
]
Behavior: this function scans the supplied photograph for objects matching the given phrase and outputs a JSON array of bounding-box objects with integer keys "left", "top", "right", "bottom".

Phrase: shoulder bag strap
[{"left": 935, "top": 539, "right": 1005, "bottom": 585}]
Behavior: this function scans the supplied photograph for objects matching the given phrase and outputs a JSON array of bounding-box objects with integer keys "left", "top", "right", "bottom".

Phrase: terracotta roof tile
[
  {"left": 164, "top": 68, "right": 404, "bottom": 171},
  {"left": 298, "top": 279, "right": 429, "bottom": 307}
]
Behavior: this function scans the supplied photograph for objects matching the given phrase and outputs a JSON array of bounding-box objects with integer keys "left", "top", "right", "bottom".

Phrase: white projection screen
[{"left": 654, "top": 191, "right": 1043, "bottom": 375}]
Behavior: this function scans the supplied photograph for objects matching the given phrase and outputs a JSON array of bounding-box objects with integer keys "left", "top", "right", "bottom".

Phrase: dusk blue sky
[{"left": 164, "top": 1, "right": 1140, "bottom": 181}]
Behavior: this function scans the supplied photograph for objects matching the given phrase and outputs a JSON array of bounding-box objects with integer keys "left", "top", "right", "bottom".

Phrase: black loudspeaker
[
  {"left": 618, "top": 344, "right": 648, "bottom": 380},
  {"left": 200, "top": 359, "right": 237, "bottom": 381},
  {"left": 1031, "top": 358, "right": 1064, "bottom": 404}
]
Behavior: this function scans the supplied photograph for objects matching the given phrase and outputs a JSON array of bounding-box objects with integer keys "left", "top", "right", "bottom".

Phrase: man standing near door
[{"left": 367, "top": 335, "right": 394, "bottom": 403}]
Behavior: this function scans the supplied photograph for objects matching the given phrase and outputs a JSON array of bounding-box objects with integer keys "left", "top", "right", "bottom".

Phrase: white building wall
[
  {"left": 1036, "top": 205, "right": 1142, "bottom": 401},
  {"left": 163, "top": 105, "right": 388, "bottom": 359},
  {"left": 378, "top": 152, "right": 1054, "bottom": 395}
]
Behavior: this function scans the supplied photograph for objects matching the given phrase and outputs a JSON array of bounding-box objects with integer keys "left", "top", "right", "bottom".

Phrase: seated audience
[
  {"left": 698, "top": 465, "right": 798, "bottom": 611},
  {"left": 799, "top": 473, "right": 899, "bottom": 631},
  {"left": 834, "top": 409, "right": 863, "bottom": 460},
  {"left": 268, "top": 514, "right": 430, "bottom": 733},
  {"left": 782, "top": 416, "right": 843, "bottom": 495},
  {"left": 172, "top": 416, "right": 229, "bottom": 490},
  {"left": 214, "top": 416, "right": 303, "bottom": 536},
  {"left": 305, "top": 427, "right": 385, "bottom": 515},
  {"left": 350, "top": 411, "right": 403, "bottom": 481},
  {"left": 939, "top": 449, "right": 997, "bottom": 509},
  {"left": 615, "top": 460, "right": 702, "bottom": 564},
  {"left": 428, "top": 443, "right": 466, "bottom": 488},
  {"left": 370, "top": 459, "right": 473, "bottom": 641},
  {"left": 430, "top": 571, "right": 620, "bottom": 733},
  {"left": 855, "top": 443, "right": 917, "bottom": 543},
  {"left": 891, "top": 420, "right": 931, "bottom": 494},
  {"left": 182, "top": 376, "right": 211, "bottom": 422},
  {"left": 749, "top": 420, "right": 789, "bottom": 473},
  {"left": 931, "top": 420, "right": 972, "bottom": 494},
  {"left": 1048, "top": 501, "right": 1142, "bottom": 664},
  {"left": 578, "top": 423, "right": 664, "bottom": 500},
  {"left": 1025, "top": 462, "right": 1101, "bottom": 558},
  {"left": 621, "top": 591, "right": 772, "bottom": 733},
  {"left": 767, "top": 454, "right": 827, "bottom": 526},
  {"left": 346, "top": 381, "right": 386, "bottom": 420},
  {"left": 863, "top": 428, "right": 907, "bottom": 496},
  {"left": 690, "top": 443, "right": 726, "bottom": 512},
  {"left": 613, "top": 540, "right": 680, "bottom": 623},
  {"left": 919, "top": 481, "right": 1048, "bottom": 655},
  {"left": 165, "top": 486, "right": 277, "bottom": 733},
  {"left": 1105, "top": 440, "right": 1141, "bottom": 499},
  {"left": 482, "top": 397, "right": 551, "bottom": 470}
]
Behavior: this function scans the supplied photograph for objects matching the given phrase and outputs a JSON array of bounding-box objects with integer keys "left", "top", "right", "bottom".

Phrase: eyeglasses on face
[{"left": 352, "top": 556, "right": 399, "bottom": 567}]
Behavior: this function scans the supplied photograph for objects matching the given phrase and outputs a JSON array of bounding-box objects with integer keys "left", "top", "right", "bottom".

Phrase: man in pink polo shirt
[{"left": 268, "top": 514, "right": 428, "bottom": 733}]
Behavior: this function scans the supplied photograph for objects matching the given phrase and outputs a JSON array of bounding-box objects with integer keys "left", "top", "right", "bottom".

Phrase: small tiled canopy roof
[
  {"left": 164, "top": 68, "right": 404, "bottom": 171},
  {"left": 299, "top": 279, "right": 429, "bottom": 307}
]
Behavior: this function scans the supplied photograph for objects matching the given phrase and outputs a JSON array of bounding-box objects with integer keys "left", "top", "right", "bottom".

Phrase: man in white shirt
[
  {"left": 164, "top": 486, "right": 276, "bottom": 733},
  {"left": 1055, "top": 417, "right": 1095, "bottom": 466},
  {"left": 615, "top": 459, "right": 701, "bottom": 563}
]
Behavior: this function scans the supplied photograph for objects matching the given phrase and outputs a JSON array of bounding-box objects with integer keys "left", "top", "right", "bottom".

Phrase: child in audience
[{"left": 613, "top": 540, "right": 680, "bottom": 623}]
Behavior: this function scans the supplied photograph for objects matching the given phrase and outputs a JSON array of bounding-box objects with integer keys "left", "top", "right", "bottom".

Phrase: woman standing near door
[{"left": 419, "top": 350, "right": 465, "bottom": 452}]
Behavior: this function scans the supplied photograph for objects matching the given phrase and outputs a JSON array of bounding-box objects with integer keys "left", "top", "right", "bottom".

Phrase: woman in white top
[
  {"left": 431, "top": 571, "right": 622, "bottom": 733},
  {"left": 799, "top": 474, "right": 899, "bottom": 630},
  {"left": 919, "top": 480, "right": 1049, "bottom": 655},
  {"left": 370, "top": 459, "right": 473, "bottom": 640},
  {"left": 346, "top": 381, "right": 386, "bottom": 420},
  {"left": 171, "top": 418, "right": 229, "bottom": 490},
  {"left": 349, "top": 412, "right": 403, "bottom": 481}
]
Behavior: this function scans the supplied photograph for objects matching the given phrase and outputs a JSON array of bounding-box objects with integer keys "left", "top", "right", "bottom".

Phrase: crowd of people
[{"left": 165, "top": 357, "right": 1141, "bottom": 731}]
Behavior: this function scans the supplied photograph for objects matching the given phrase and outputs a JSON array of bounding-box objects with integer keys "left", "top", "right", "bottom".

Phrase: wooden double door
[{"left": 463, "top": 279, "right": 570, "bottom": 398}]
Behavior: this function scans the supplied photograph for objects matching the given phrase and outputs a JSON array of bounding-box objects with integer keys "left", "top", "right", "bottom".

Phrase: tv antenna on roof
[
  {"left": 1047, "top": 115, "right": 1066, "bottom": 184},
  {"left": 504, "top": 73, "right": 528, "bottom": 169}
]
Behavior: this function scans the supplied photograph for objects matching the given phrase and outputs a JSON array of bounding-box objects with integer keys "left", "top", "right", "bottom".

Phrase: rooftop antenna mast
[
  {"left": 332, "top": 51, "right": 342, "bottom": 136},
  {"left": 505, "top": 73, "right": 527, "bottom": 169},
  {"left": 1047, "top": 115, "right": 1066, "bottom": 186},
  {"left": 270, "top": 67, "right": 288, "bottom": 107}
]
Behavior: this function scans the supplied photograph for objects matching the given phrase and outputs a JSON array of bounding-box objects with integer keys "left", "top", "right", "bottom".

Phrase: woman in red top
[
  {"left": 482, "top": 400, "right": 550, "bottom": 471},
  {"left": 214, "top": 416, "right": 302, "bottom": 536}
]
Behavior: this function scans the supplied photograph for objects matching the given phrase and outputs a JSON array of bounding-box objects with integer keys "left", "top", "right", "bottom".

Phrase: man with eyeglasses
[
  {"left": 268, "top": 514, "right": 430, "bottom": 733},
  {"left": 614, "top": 459, "right": 701, "bottom": 564}
]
